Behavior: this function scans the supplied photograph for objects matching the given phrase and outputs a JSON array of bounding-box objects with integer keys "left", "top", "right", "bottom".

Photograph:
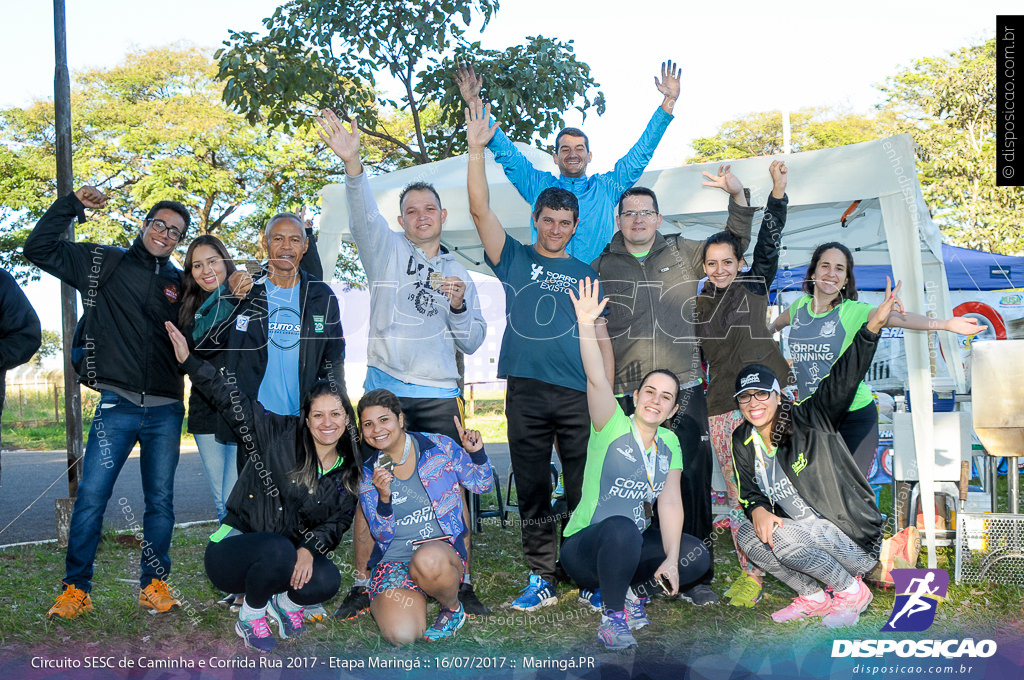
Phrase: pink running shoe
[
  {"left": 771, "top": 593, "right": 833, "bottom": 622},
  {"left": 822, "top": 577, "right": 873, "bottom": 628}
]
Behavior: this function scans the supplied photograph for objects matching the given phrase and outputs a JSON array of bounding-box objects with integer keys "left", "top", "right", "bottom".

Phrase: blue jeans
[
  {"left": 194, "top": 433, "right": 238, "bottom": 522},
  {"left": 64, "top": 391, "right": 184, "bottom": 592}
]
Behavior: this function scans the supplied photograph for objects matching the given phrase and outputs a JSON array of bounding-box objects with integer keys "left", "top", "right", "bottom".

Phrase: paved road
[{"left": 0, "top": 443, "right": 513, "bottom": 547}]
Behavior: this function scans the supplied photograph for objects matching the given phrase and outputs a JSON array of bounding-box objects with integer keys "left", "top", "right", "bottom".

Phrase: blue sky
[{"left": 3, "top": 0, "right": 1008, "bottom": 331}]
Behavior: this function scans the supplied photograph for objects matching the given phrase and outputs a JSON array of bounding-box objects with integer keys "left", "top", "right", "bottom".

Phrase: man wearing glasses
[
  {"left": 590, "top": 174, "right": 755, "bottom": 606},
  {"left": 26, "top": 186, "right": 190, "bottom": 620}
]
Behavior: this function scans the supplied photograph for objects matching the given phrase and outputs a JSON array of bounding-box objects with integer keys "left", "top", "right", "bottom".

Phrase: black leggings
[
  {"left": 205, "top": 532, "right": 340, "bottom": 609},
  {"left": 560, "top": 515, "right": 711, "bottom": 612},
  {"left": 839, "top": 401, "right": 879, "bottom": 479}
]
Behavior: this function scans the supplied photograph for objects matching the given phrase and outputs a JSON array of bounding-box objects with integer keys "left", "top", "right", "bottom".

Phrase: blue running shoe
[
  {"left": 511, "top": 574, "right": 557, "bottom": 612},
  {"left": 266, "top": 594, "right": 304, "bottom": 639},
  {"left": 578, "top": 588, "right": 602, "bottom": 613},
  {"left": 625, "top": 592, "right": 650, "bottom": 630},
  {"left": 597, "top": 610, "right": 638, "bottom": 650},
  {"left": 423, "top": 604, "right": 467, "bottom": 641},
  {"left": 236, "top": 614, "right": 277, "bottom": 652}
]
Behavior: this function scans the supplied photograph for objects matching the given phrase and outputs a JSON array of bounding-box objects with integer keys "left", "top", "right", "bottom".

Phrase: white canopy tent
[{"left": 319, "top": 133, "right": 960, "bottom": 565}]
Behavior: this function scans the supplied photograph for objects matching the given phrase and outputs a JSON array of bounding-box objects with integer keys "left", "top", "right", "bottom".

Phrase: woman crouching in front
[
  {"left": 358, "top": 389, "right": 493, "bottom": 644},
  {"left": 730, "top": 279, "right": 901, "bottom": 628},
  {"left": 561, "top": 278, "right": 711, "bottom": 650},
  {"left": 166, "top": 322, "right": 360, "bottom": 652}
]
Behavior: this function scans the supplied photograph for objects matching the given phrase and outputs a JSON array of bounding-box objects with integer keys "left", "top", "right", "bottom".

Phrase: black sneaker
[
  {"left": 680, "top": 583, "right": 720, "bottom": 606},
  {"left": 458, "top": 583, "right": 491, "bottom": 617},
  {"left": 333, "top": 586, "right": 370, "bottom": 620}
]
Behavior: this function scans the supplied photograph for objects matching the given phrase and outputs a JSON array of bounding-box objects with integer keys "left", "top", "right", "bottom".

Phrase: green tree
[
  {"left": 32, "top": 330, "right": 62, "bottom": 366},
  {"left": 216, "top": 0, "right": 605, "bottom": 162},
  {"left": 878, "top": 37, "right": 1023, "bottom": 254},
  {"left": 0, "top": 46, "right": 368, "bottom": 283},
  {"left": 687, "top": 107, "right": 890, "bottom": 163}
]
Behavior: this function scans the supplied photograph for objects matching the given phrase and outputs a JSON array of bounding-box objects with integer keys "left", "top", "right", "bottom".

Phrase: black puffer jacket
[
  {"left": 731, "top": 324, "right": 884, "bottom": 557},
  {"left": 182, "top": 354, "right": 356, "bottom": 552},
  {"left": 196, "top": 268, "right": 346, "bottom": 443},
  {"left": 24, "top": 192, "right": 183, "bottom": 400}
]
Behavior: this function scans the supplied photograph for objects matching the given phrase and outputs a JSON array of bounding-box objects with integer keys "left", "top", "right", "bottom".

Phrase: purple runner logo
[{"left": 881, "top": 568, "right": 948, "bottom": 632}]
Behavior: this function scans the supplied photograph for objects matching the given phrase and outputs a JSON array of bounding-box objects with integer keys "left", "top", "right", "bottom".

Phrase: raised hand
[
  {"left": 455, "top": 63, "right": 483, "bottom": 104},
  {"left": 465, "top": 100, "right": 500, "bottom": 150},
  {"left": 74, "top": 186, "right": 107, "bottom": 209},
  {"left": 769, "top": 160, "right": 788, "bottom": 198},
  {"left": 655, "top": 60, "right": 681, "bottom": 111},
  {"left": 868, "top": 278, "right": 904, "bottom": 334},
  {"left": 453, "top": 417, "right": 483, "bottom": 454},
  {"left": 317, "top": 109, "right": 360, "bottom": 164},
  {"left": 568, "top": 277, "right": 608, "bottom": 325},
  {"left": 164, "top": 321, "right": 190, "bottom": 364},
  {"left": 701, "top": 164, "right": 745, "bottom": 200}
]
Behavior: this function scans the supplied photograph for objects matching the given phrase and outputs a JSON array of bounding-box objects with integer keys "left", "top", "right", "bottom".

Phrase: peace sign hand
[
  {"left": 453, "top": 416, "right": 483, "bottom": 453},
  {"left": 868, "top": 277, "right": 904, "bottom": 334}
]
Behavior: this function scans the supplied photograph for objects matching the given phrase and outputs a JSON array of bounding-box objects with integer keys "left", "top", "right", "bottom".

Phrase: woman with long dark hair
[
  {"left": 769, "top": 242, "right": 984, "bottom": 475},
  {"left": 697, "top": 161, "right": 793, "bottom": 608},
  {"left": 178, "top": 235, "right": 243, "bottom": 522},
  {"left": 731, "top": 279, "right": 901, "bottom": 628},
  {"left": 357, "top": 388, "right": 493, "bottom": 645},
  {"left": 166, "top": 321, "right": 359, "bottom": 653}
]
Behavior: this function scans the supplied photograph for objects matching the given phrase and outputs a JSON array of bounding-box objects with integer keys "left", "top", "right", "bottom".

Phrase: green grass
[
  {"left": 465, "top": 399, "right": 508, "bottom": 443},
  {"left": 2, "top": 488, "right": 1022, "bottom": 664}
]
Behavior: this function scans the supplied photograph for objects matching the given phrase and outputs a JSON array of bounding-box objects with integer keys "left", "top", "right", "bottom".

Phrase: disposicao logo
[
  {"left": 882, "top": 568, "right": 947, "bottom": 632},
  {"left": 832, "top": 568, "right": 997, "bottom": 660}
]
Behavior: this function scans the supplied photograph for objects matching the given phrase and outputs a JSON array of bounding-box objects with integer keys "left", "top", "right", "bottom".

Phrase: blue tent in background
[{"left": 771, "top": 243, "right": 1024, "bottom": 292}]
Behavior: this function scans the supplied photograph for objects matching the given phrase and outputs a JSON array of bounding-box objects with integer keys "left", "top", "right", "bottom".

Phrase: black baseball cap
[{"left": 734, "top": 364, "right": 781, "bottom": 398}]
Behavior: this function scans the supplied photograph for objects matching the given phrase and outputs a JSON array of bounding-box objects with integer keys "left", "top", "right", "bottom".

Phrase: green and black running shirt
[{"left": 564, "top": 405, "right": 683, "bottom": 538}]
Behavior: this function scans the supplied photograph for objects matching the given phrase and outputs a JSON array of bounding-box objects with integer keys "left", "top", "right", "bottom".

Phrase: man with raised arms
[
  {"left": 456, "top": 61, "right": 680, "bottom": 264},
  {"left": 465, "top": 99, "right": 613, "bottom": 611}
]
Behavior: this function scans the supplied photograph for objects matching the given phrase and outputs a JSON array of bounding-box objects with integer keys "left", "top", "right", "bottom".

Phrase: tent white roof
[{"left": 319, "top": 132, "right": 958, "bottom": 564}]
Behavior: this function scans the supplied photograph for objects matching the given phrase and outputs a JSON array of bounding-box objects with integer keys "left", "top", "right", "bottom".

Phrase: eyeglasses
[
  {"left": 145, "top": 218, "right": 185, "bottom": 243},
  {"left": 619, "top": 210, "right": 658, "bottom": 219},
  {"left": 737, "top": 390, "right": 773, "bottom": 405}
]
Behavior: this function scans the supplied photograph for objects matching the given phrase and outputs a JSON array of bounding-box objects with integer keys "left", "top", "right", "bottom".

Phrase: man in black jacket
[
  {"left": 25, "top": 186, "right": 189, "bottom": 620},
  {"left": 0, "top": 268, "right": 42, "bottom": 484},
  {"left": 197, "top": 213, "right": 346, "bottom": 453}
]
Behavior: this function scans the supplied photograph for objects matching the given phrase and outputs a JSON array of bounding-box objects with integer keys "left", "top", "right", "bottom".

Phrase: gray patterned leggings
[{"left": 735, "top": 515, "right": 876, "bottom": 596}]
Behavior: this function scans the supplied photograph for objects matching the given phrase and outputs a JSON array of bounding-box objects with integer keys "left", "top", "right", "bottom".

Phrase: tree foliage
[
  {"left": 216, "top": 0, "right": 605, "bottom": 163},
  {"left": 0, "top": 46, "right": 366, "bottom": 283},
  {"left": 687, "top": 107, "right": 891, "bottom": 163},
  {"left": 32, "top": 329, "right": 62, "bottom": 366},
  {"left": 878, "top": 37, "right": 1023, "bottom": 255}
]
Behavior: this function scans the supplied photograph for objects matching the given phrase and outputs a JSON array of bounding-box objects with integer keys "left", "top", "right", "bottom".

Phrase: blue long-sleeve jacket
[{"left": 488, "top": 107, "right": 673, "bottom": 265}]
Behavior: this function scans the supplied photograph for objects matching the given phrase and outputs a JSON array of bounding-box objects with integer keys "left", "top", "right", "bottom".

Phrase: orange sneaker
[
  {"left": 48, "top": 584, "right": 94, "bottom": 620},
  {"left": 139, "top": 579, "right": 180, "bottom": 614}
]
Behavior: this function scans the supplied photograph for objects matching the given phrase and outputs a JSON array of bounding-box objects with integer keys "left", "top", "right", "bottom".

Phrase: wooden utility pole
[{"left": 53, "top": 0, "right": 83, "bottom": 548}]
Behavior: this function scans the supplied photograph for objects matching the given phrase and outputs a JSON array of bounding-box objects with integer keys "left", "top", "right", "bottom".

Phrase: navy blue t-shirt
[{"left": 487, "top": 234, "right": 602, "bottom": 392}]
